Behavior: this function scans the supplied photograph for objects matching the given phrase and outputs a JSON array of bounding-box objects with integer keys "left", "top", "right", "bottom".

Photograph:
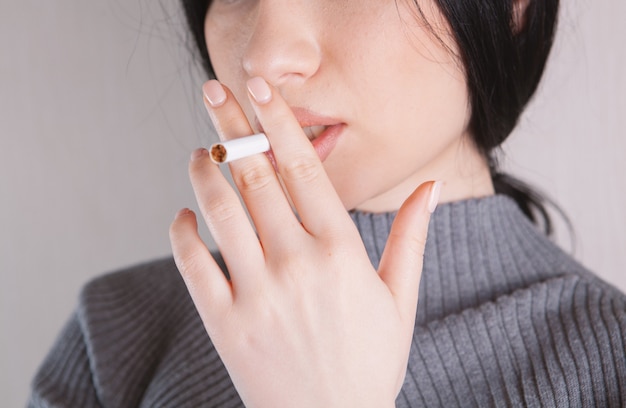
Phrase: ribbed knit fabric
[{"left": 29, "top": 195, "right": 626, "bottom": 407}]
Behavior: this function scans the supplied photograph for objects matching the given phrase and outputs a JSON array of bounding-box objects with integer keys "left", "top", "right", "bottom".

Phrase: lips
[
  {"left": 302, "top": 125, "right": 328, "bottom": 141},
  {"left": 254, "top": 107, "right": 344, "bottom": 162},
  {"left": 309, "top": 123, "right": 344, "bottom": 162}
]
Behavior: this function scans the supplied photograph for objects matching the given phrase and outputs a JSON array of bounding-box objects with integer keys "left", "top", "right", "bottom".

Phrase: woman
[{"left": 30, "top": 0, "right": 626, "bottom": 406}]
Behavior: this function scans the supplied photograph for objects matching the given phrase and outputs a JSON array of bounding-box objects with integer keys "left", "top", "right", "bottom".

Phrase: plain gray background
[{"left": 1, "top": 0, "right": 624, "bottom": 406}]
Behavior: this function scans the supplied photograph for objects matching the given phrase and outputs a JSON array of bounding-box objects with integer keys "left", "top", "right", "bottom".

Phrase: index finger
[{"left": 246, "top": 77, "right": 352, "bottom": 237}]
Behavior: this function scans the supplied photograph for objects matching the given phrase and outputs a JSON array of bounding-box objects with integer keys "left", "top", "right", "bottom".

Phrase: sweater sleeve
[
  {"left": 28, "top": 312, "right": 102, "bottom": 408},
  {"left": 397, "top": 275, "right": 626, "bottom": 408}
]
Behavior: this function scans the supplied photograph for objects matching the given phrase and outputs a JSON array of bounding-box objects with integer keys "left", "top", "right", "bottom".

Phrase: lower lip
[
  {"left": 311, "top": 124, "right": 344, "bottom": 162},
  {"left": 264, "top": 124, "right": 345, "bottom": 168}
]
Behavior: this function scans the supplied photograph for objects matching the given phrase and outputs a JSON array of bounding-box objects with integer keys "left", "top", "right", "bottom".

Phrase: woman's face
[{"left": 205, "top": 0, "right": 482, "bottom": 212}]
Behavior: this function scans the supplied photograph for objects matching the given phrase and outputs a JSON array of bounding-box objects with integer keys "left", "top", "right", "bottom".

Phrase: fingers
[
  {"left": 169, "top": 208, "right": 232, "bottom": 325},
  {"left": 245, "top": 77, "right": 352, "bottom": 237},
  {"left": 188, "top": 148, "right": 265, "bottom": 293},
  {"left": 202, "top": 80, "right": 302, "bottom": 248},
  {"left": 202, "top": 80, "right": 253, "bottom": 140},
  {"left": 377, "top": 181, "right": 441, "bottom": 325}
]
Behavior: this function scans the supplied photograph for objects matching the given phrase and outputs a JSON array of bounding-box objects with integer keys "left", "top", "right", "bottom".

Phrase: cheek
[
  {"left": 326, "top": 69, "right": 469, "bottom": 208},
  {"left": 205, "top": 27, "right": 258, "bottom": 124},
  {"left": 205, "top": 14, "right": 248, "bottom": 85},
  {"left": 386, "top": 32, "right": 470, "bottom": 147}
]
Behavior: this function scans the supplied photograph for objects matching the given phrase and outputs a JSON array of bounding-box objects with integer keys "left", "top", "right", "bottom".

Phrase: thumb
[{"left": 378, "top": 180, "right": 441, "bottom": 323}]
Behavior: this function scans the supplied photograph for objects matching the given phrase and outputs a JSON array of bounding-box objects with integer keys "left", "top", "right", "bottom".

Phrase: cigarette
[{"left": 209, "top": 133, "right": 270, "bottom": 164}]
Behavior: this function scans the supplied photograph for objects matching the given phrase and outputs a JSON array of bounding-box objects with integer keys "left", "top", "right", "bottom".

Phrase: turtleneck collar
[{"left": 349, "top": 195, "right": 586, "bottom": 324}]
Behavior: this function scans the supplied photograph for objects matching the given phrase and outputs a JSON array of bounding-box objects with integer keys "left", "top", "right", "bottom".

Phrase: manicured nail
[
  {"left": 428, "top": 181, "right": 442, "bottom": 213},
  {"left": 175, "top": 208, "right": 192, "bottom": 219},
  {"left": 202, "top": 80, "right": 227, "bottom": 107},
  {"left": 247, "top": 77, "right": 272, "bottom": 104},
  {"left": 191, "top": 148, "right": 208, "bottom": 161}
]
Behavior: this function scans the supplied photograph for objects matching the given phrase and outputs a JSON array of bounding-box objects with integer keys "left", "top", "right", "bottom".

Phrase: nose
[{"left": 242, "top": 1, "right": 321, "bottom": 87}]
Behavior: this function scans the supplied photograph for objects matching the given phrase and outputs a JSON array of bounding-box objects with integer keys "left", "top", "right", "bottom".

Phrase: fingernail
[
  {"left": 191, "top": 148, "right": 208, "bottom": 161},
  {"left": 428, "top": 181, "right": 442, "bottom": 213},
  {"left": 202, "top": 80, "right": 227, "bottom": 107},
  {"left": 175, "top": 208, "right": 192, "bottom": 219},
  {"left": 247, "top": 77, "right": 272, "bottom": 104}
]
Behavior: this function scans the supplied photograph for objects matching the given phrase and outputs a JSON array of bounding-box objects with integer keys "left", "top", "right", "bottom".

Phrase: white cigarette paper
[{"left": 209, "top": 133, "right": 270, "bottom": 164}]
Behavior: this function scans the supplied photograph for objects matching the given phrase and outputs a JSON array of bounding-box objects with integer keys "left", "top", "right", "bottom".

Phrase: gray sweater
[{"left": 29, "top": 196, "right": 626, "bottom": 407}]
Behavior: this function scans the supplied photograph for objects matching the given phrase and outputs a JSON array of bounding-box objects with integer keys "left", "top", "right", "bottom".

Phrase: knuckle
[
  {"left": 203, "top": 195, "right": 238, "bottom": 223},
  {"left": 404, "top": 235, "right": 427, "bottom": 257},
  {"left": 281, "top": 157, "right": 319, "bottom": 183},
  {"left": 236, "top": 164, "right": 275, "bottom": 192},
  {"left": 268, "top": 245, "right": 305, "bottom": 271},
  {"left": 175, "top": 250, "right": 204, "bottom": 283},
  {"left": 390, "top": 231, "right": 427, "bottom": 257},
  {"left": 178, "top": 252, "right": 200, "bottom": 275}
]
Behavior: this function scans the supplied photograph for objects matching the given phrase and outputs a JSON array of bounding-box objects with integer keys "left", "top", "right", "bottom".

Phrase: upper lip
[
  {"left": 254, "top": 107, "right": 343, "bottom": 134},
  {"left": 290, "top": 107, "right": 343, "bottom": 128}
]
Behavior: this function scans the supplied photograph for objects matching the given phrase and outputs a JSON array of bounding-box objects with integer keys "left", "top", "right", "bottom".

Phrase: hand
[{"left": 169, "top": 77, "right": 440, "bottom": 408}]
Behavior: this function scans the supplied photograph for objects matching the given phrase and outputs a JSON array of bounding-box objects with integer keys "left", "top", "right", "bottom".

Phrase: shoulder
[
  {"left": 404, "top": 274, "right": 626, "bottom": 407},
  {"left": 72, "top": 254, "right": 240, "bottom": 406},
  {"left": 31, "top": 253, "right": 240, "bottom": 407},
  {"left": 81, "top": 257, "right": 180, "bottom": 297},
  {"left": 76, "top": 256, "right": 198, "bottom": 365},
  {"left": 79, "top": 253, "right": 227, "bottom": 314},
  {"left": 77, "top": 257, "right": 190, "bottom": 338},
  {"left": 82, "top": 252, "right": 227, "bottom": 294},
  {"left": 76, "top": 253, "right": 229, "bottom": 347},
  {"left": 488, "top": 275, "right": 626, "bottom": 404},
  {"left": 80, "top": 257, "right": 184, "bottom": 306}
]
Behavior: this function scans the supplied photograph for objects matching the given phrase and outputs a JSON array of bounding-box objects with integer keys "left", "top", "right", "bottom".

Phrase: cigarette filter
[{"left": 209, "top": 133, "right": 270, "bottom": 164}]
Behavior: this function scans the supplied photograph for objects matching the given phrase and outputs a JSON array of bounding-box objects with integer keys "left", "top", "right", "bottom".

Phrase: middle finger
[
  {"left": 202, "top": 80, "right": 303, "bottom": 248},
  {"left": 245, "top": 77, "right": 353, "bottom": 238}
]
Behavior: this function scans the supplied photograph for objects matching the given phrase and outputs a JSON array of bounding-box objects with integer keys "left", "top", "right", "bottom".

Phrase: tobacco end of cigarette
[{"left": 210, "top": 144, "right": 227, "bottom": 164}]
